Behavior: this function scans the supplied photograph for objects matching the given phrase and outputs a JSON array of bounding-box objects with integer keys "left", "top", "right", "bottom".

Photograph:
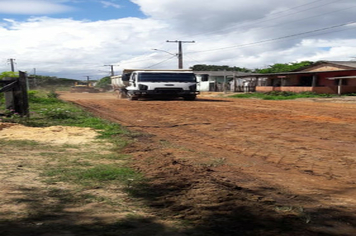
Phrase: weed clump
[{"left": 230, "top": 91, "right": 335, "bottom": 100}]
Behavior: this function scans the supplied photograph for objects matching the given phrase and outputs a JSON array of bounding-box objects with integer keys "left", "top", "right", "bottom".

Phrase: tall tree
[
  {"left": 190, "top": 64, "right": 252, "bottom": 72},
  {"left": 254, "top": 61, "right": 314, "bottom": 73}
]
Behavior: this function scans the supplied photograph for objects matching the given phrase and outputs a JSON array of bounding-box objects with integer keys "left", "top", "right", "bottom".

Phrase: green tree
[
  {"left": 254, "top": 61, "right": 314, "bottom": 73},
  {"left": 29, "top": 75, "right": 77, "bottom": 87},
  {"left": 190, "top": 64, "right": 252, "bottom": 72},
  {"left": 0, "top": 71, "right": 19, "bottom": 79},
  {"left": 95, "top": 76, "right": 111, "bottom": 89}
]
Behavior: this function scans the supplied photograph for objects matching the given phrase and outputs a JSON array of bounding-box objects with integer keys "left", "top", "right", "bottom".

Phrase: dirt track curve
[{"left": 59, "top": 91, "right": 356, "bottom": 235}]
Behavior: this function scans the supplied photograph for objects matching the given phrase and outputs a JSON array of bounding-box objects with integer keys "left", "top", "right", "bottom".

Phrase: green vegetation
[
  {"left": 190, "top": 61, "right": 314, "bottom": 73},
  {"left": 0, "top": 71, "right": 19, "bottom": 79},
  {"left": 1, "top": 90, "right": 126, "bottom": 138},
  {"left": 28, "top": 74, "right": 78, "bottom": 88},
  {"left": 191, "top": 64, "right": 252, "bottom": 72},
  {"left": 230, "top": 91, "right": 334, "bottom": 100},
  {"left": 43, "top": 164, "right": 142, "bottom": 187},
  {"left": 95, "top": 76, "right": 112, "bottom": 90},
  {"left": 0, "top": 89, "right": 143, "bottom": 190},
  {"left": 254, "top": 61, "right": 313, "bottom": 73}
]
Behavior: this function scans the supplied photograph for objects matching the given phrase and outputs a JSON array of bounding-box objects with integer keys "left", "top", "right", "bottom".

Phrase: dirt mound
[{"left": 0, "top": 122, "right": 98, "bottom": 145}]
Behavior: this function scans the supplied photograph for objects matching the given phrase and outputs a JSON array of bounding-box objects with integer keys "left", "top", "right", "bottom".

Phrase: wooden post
[
  {"left": 16, "top": 71, "right": 29, "bottom": 117},
  {"left": 312, "top": 74, "right": 317, "bottom": 88},
  {"left": 4, "top": 72, "right": 29, "bottom": 117},
  {"left": 338, "top": 79, "right": 342, "bottom": 96},
  {"left": 223, "top": 70, "right": 227, "bottom": 93}
]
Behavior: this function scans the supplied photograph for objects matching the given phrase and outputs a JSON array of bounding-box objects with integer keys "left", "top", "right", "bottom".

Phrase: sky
[{"left": 1, "top": 0, "right": 356, "bottom": 80}]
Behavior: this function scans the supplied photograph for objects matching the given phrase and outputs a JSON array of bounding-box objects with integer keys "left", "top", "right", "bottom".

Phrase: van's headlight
[{"left": 139, "top": 84, "right": 148, "bottom": 90}]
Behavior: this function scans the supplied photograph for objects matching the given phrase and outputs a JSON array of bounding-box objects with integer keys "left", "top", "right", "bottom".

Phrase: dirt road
[{"left": 59, "top": 92, "right": 356, "bottom": 235}]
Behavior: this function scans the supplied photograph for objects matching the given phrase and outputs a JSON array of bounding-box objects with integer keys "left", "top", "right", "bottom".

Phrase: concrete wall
[
  {"left": 256, "top": 86, "right": 356, "bottom": 94},
  {"left": 256, "top": 86, "right": 314, "bottom": 93}
]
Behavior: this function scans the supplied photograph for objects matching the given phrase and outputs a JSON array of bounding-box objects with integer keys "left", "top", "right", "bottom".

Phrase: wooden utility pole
[
  {"left": 8, "top": 58, "right": 16, "bottom": 72},
  {"left": 223, "top": 69, "right": 227, "bottom": 93},
  {"left": 104, "top": 65, "right": 118, "bottom": 76},
  {"left": 166, "top": 40, "right": 195, "bottom": 69},
  {"left": 85, "top": 76, "right": 90, "bottom": 86}
]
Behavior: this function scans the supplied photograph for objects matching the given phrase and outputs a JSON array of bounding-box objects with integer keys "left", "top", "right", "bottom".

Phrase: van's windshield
[{"left": 138, "top": 73, "right": 196, "bottom": 82}]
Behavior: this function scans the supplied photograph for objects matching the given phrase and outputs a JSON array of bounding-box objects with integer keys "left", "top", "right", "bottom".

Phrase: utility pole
[
  {"left": 85, "top": 76, "right": 90, "bottom": 86},
  {"left": 104, "top": 65, "right": 118, "bottom": 76},
  {"left": 166, "top": 40, "right": 195, "bottom": 69},
  {"left": 33, "top": 68, "right": 37, "bottom": 88},
  {"left": 8, "top": 58, "right": 16, "bottom": 72}
]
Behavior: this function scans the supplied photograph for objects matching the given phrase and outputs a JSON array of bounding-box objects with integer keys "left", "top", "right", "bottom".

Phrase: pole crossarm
[
  {"left": 166, "top": 40, "right": 195, "bottom": 69},
  {"left": 104, "top": 65, "right": 119, "bottom": 76}
]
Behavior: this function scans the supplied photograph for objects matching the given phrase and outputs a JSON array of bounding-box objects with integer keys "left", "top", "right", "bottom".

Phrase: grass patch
[
  {"left": 1, "top": 90, "right": 129, "bottom": 139},
  {"left": 201, "top": 157, "right": 227, "bottom": 168},
  {"left": 43, "top": 164, "right": 143, "bottom": 187},
  {"left": 0, "top": 139, "right": 41, "bottom": 147},
  {"left": 1, "top": 89, "right": 145, "bottom": 190},
  {"left": 230, "top": 91, "right": 335, "bottom": 100}
]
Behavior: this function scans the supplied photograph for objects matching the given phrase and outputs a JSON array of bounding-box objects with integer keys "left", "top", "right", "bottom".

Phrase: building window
[
  {"left": 300, "top": 76, "right": 313, "bottom": 86},
  {"left": 201, "top": 74, "right": 209, "bottom": 82}
]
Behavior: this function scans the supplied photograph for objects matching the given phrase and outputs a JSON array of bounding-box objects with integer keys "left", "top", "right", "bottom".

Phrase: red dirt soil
[{"left": 59, "top": 92, "right": 356, "bottom": 236}]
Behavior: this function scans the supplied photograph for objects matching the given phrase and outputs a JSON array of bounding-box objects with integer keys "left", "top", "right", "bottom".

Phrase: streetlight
[{"left": 152, "top": 49, "right": 178, "bottom": 57}]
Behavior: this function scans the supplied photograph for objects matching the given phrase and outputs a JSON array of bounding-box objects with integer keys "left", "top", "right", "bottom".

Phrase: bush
[
  {"left": 230, "top": 91, "right": 336, "bottom": 100},
  {"left": 39, "top": 107, "right": 75, "bottom": 120}
]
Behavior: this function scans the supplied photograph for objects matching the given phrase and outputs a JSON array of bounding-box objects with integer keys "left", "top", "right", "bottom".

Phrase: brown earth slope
[{"left": 59, "top": 92, "right": 356, "bottom": 235}]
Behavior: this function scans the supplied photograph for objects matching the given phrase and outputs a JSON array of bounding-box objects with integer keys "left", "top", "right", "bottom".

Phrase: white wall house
[{"left": 194, "top": 71, "right": 260, "bottom": 92}]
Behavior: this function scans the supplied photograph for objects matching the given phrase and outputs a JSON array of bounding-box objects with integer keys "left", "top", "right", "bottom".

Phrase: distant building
[
  {"left": 194, "top": 71, "right": 259, "bottom": 92},
  {"left": 234, "top": 61, "right": 356, "bottom": 95}
]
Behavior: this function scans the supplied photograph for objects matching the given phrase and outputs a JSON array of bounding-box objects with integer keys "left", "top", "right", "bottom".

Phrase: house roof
[
  {"left": 193, "top": 71, "right": 259, "bottom": 77},
  {"left": 234, "top": 69, "right": 356, "bottom": 78},
  {"left": 194, "top": 61, "right": 356, "bottom": 78},
  {"left": 294, "top": 60, "right": 356, "bottom": 71},
  {"left": 325, "top": 61, "right": 356, "bottom": 69},
  {"left": 233, "top": 61, "right": 356, "bottom": 78}
]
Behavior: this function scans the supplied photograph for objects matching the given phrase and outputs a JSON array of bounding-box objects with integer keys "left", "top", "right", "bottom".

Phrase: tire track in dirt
[{"left": 60, "top": 92, "right": 356, "bottom": 235}]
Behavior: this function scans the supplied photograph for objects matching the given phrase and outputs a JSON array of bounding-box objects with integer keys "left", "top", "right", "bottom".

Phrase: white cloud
[
  {"left": 0, "top": 0, "right": 75, "bottom": 15},
  {"left": 1, "top": 0, "right": 356, "bottom": 79},
  {"left": 0, "top": 16, "right": 169, "bottom": 79},
  {"left": 100, "top": 1, "right": 121, "bottom": 9}
]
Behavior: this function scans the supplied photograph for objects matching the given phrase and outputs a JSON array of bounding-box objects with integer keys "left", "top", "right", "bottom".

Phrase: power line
[
  {"left": 119, "top": 1, "right": 350, "bottom": 68},
  {"left": 114, "top": 1, "right": 348, "bottom": 68},
  {"left": 188, "top": 19, "right": 356, "bottom": 54},
  {"left": 261, "top": 4, "right": 356, "bottom": 31},
  {"left": 145, "top": 55, "right": 177, "bottom": 69},
  {"left": 189, "top": 0, "right": 342, "bottom": 38}
]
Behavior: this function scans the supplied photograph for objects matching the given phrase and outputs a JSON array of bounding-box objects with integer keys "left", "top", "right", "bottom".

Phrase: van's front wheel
[
  {"left": 183, "top": 95, "right": 196, "bottom": 101},
  {"left": 127, "top": 93, "right": 139, "bottom": 100}
]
